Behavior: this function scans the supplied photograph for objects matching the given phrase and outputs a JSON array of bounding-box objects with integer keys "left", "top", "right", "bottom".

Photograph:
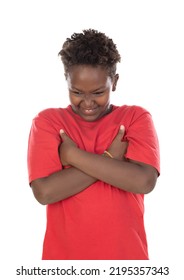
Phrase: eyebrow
[{"left": 71, "top": 86, "right": 106, "bottom": 93}]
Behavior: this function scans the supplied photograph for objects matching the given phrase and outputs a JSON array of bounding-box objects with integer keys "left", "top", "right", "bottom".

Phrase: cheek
[
  {"left": 98, "top": 95, "right": 110, "bottom": 106},
  {"left": 69, "top": 96, "right": 80, "bottom": 106}
]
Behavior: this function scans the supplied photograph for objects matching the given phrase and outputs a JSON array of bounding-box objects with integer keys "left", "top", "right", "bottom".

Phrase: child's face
[{"left": 66, "top": 65, "right": 118, "bottom": 122}]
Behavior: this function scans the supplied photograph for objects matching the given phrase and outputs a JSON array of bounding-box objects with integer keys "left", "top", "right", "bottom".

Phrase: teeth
[{"left": 82, "top": 108, "right": 97, "bottom": 114}]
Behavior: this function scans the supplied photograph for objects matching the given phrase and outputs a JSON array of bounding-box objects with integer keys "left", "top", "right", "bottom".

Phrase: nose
[{"left": 83, "top": 94, "right": 94, "bottom": 107}]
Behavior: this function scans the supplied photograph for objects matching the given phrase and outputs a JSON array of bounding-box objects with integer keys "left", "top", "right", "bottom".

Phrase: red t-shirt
[{"left": 27, "top": 105, "right": 160, "bottom": 260}]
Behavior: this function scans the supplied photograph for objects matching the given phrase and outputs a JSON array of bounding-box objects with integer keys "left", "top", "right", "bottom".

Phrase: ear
[{"left": 112, "top": 74, "right": 119, "bottom": 91}]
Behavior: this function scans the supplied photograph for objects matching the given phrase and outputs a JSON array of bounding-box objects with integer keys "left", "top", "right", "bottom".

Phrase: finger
[
  {"left": 120, "top": 125, "right": 125, "bottom": 134},
  {"left": 116, "top": 125, "right": 125, "bottom": 140},
  {"left": 122, "top": 141, "right": 128, "bottom": 152},
  {"left": 60, "top": 129, "right": 67, "bottom": 140},
  {"left": 120, "top": 141, "right": 128, "bottom": 161},
  {"left": 60, "top": 129, "right": 65, "bottom": 135}
]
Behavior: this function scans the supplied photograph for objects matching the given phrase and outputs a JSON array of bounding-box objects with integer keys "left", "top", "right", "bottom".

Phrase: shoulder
[
  {"left": 33, "top": 107, "right": 69, "bottom": 122},
  {"left": 112, "top": 104, "right": 151, "bottom": 120},
  {"left": 36, "top": 107, "right": 64, "bottom": 118},
  {"left": 117, "top": 105, "right": 149, "bottom": 114},
  {"left": 30, "top": 107, "right": 69, "bottom": 133}
]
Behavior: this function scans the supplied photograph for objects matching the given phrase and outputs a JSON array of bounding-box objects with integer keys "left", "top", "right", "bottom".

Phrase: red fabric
[{"left": 27, "top": 105, "right": 160, "bottom": 260}]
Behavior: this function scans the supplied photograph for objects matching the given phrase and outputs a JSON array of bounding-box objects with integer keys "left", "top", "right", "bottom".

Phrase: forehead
[{"left": 67, "top": 65, "right": 110, "bottom": 88}]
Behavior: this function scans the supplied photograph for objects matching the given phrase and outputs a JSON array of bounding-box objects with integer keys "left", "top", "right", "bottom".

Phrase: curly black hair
[{"left": 58, "top": 29, "right": 121, "bottom": 78}]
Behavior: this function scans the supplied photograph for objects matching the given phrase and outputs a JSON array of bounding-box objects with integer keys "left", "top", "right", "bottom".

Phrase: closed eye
[
  {"left": 93, "top": 91, "right": 104, "bottom": 96},
  {"left": 72, "top": 91, "right": 83, "bottom": 96}
]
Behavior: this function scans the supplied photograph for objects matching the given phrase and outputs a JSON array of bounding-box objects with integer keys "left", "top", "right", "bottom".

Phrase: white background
[{"left": 0, "top": 0, "right": 183, "bottom": 279}]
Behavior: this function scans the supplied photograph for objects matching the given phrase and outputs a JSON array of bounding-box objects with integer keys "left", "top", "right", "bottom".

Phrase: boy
[{"left": 27, "top": 29, "right": 160, "bottom": 259}]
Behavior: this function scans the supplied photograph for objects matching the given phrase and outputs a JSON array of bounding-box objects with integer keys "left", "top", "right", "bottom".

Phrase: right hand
[
  {"left": 106, "top": 125, "right": 128, "bottom": 160},
  {"left": 59, "top": 130, "right": 78, "bottom": 166}
]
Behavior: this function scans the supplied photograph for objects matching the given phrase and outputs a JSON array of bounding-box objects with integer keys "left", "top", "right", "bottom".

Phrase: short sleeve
[
  {"left": 27, "top": 112, "right": 62, "bottom": 183},
  {"left": 125, "top": 107, "right": 160, "bottom": 174}
]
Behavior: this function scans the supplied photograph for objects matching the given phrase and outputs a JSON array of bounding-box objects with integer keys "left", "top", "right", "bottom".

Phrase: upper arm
[
  {"left": 125, "top": 108, "right": 160, "bottom": 175},
  {"left": 27, "top": 112, "right": 62, "bottom": 184}
]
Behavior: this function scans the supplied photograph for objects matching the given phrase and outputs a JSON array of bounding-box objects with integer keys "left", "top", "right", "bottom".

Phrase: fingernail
[
  {"left": 120, "top": 125, "right": 125, "bottom": 130},
  {"left": 60, "top": 129, "right": 64, "bottom": 134}
]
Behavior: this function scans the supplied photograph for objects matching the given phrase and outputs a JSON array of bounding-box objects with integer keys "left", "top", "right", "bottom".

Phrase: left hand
[
  {"left": 106, "top": 125, "right": 128, "bottom": 160},
  {"left": 59, "top": 130, "right": 77, "bottom": 166}
]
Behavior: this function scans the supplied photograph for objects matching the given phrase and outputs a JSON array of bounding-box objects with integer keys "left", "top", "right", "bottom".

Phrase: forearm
[
  {"left": 68, "top": 148, "right": 156, "bottom": 194},
  {"left": 31, "top": 167, "right": 97, "bottom": 205}
]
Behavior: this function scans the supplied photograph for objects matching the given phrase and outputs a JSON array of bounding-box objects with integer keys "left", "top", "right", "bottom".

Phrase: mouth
[{"left": 80, "top": 107, "right": 98, "bottom": 115}]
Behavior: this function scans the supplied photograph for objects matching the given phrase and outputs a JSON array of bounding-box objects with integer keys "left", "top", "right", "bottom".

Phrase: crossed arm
[{"left": 31, "top": 126, "right": 158, "bottom": 205}]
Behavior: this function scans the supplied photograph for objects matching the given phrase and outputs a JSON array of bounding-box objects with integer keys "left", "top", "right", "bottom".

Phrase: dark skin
[
  {"left": 31, "top": 65, "right": 158, "bottom": 205},
  {"left": 31, "top": 127, "right": 128, "bottom": 205}
]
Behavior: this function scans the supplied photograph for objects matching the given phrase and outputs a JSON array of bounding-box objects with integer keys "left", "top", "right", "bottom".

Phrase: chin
[{"left": 81, "top": 115, "right": 98, "bottom": 122}]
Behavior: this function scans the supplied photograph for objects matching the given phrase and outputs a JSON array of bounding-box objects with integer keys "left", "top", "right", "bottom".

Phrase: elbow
[
  {"left": 35, "top": 194, "right": 49, "bottom": 206},
  {"left": 31, "top": 179, "right": 50, "bottom": 205},
  {"left": 32, "top": 188, "right": 49, "bottom": 205},
  {"left": 140, "top": 172, "right": 158, "bottom": 194},
  {"left": 142, "top": 181, "right": 155, "bottom": 194},
  {"left": 136, "top": 164, "right": 158, "bottom": 194}
]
